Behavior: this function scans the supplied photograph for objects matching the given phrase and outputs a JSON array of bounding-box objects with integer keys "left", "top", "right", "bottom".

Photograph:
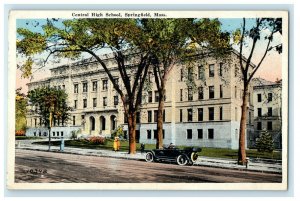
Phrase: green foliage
[
  {"left": 17, "top": 28, "right": 47, "bottom": 56},
  {"left": 27, "top": 86, "right": 72, "bottom": 127},
  {"left": 255, "top": 130, "right": 275, "bottom": 153},
  {"left": 15, "top": 88, "right": 27, "bottom": 131},
  {"left": 111, "top": 125, "right": 124, "bottom": 139},
  {"left": 70, "top": 129, "right": 81, "bottom": 140}
]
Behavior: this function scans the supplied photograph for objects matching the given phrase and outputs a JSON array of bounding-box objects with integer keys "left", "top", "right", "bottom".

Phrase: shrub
[
  {"left": 111, "top": 125, "right": 124, "bottom": 139},
  {"left": 15, "top": 130, "right": 26, "bottom": 136},
  {"left": 255, "top": 130, "right": 275, "bottom": 153},
  {"left": 88, "top": 136, "right": 106, "bottom": 145}
]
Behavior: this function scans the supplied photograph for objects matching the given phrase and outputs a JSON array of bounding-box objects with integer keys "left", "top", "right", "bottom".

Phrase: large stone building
[
  {"left": 26, "top": 51, "right": 255, "bottom": 149},
  {"left": 250, "top": 78, "right": 282, "bottom": 149}
]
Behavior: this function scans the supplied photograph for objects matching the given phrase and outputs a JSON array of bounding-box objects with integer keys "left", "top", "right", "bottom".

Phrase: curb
[{"left": 16, "top": 147, "right": 282, "bottom": 174}]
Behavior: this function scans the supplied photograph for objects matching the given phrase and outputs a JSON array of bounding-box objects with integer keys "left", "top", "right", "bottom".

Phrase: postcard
[{"left": 7, "top": 10, "right": 288, "bottom": 190}]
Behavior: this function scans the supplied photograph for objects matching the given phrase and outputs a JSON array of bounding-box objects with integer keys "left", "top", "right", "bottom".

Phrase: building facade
[
  {"left": 26, "top": 52, "right": 254, "bottom": 149},
  {"left": 251, "top": 78, "right": 282, "bottom": 149}
]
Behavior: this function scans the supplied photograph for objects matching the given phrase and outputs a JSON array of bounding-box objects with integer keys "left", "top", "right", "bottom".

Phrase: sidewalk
[{"left": 15, "top": 140, "right": 282, "bottom": 174}]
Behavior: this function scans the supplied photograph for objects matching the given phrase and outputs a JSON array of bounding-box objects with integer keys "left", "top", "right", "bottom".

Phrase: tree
[
  {"left": 17, "top": 19, "right": 155, "bottom": 154},
  {"left": 141, "top": 19, "right": 230, "bottom": 149},
  {"left": 234, "top": 18, "right": 282, "bottom": 165},
  {"left": 27, "top": 86, "right": 72, "bottom": 150},
  {"left": 15, "top": 88, "right": 27, "bottom": 131},
  {"left": 28, "top": 87, "right": 72, "bottom": 126},
  {"left": 256, "top": 130, "right": 274, "bottom": 153}
]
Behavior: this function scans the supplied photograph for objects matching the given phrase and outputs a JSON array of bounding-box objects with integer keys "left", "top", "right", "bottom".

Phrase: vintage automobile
[{"left": 144, "top": 144, "right": 202, "bottom": 166}]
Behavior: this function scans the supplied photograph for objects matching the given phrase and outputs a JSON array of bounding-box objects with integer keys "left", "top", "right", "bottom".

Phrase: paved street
[{"left": 15, "top": 149, "right": 282, "bottom": 183}]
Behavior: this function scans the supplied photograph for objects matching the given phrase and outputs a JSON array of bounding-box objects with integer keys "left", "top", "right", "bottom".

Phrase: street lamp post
[{"left": 48, "top": 104, "right": 54, "bottom": 151}]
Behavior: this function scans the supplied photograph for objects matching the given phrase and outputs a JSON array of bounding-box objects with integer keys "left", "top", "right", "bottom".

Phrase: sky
[{"left": 15, "top": 18, "right": 283, "bottom": 94}]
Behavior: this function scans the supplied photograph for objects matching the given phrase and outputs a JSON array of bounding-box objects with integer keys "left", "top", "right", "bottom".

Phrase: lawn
[{"left": 32, "top": 139, "right": 282, "bottom": 160}]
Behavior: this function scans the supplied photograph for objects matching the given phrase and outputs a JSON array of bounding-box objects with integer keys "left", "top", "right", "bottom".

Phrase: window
[
  {"left": 93, "top": 98, "right": 97, "bottom": 107},
  {"left": 188, "top": 68, "right": 193, "bottom": 81},
  {"left": 180, "top": 89, "right": 183, "bottom": 101},
  {"left": 73, "top": 116, "right": 75, "bottom": 126},
  {"left": 198, "top": 129, "right": 203, "bottom": 139},
  {"left": 180, "top": 109, "right": 183, "bottom": 122},
  {"left": 74, "top": 84, "right": 78, "bottom": 93},
  {"left": 219, "top": 107, "right": 223, "bottom": 120},
  {"left": 219, "top": 63, "right": 223, "bottom": 76},
  {"left": 136, "top": 112, "right": 140, "bottom": 124},
  {"left": 74, "top": 100, "right": 77, "bottom": 109},
  {"left": 234, "top": 64, "right": 239, "bottom": 77},
  {"left": 57, "top": 131, "right": 59, "bottom": 136},
  {"left": 188, "top": 87, "right": 193, "bottom": 101},
  {"left": 209, "top": 86, "right": 214, "bottom": 99},
  {"left": 235, "top": 86, "right": 237, "bottom": 98},
  {"left": 102, "top": 79, "right": 108, "bottom": 90},
  {"left": 155, "top": 91, "right": 159, "bottom": 102},
  {"left": 154, "top": 130, "right": 157, "bottom": 139},
  {"left": 39, "top": 132, "right": 41, "bottom": 136},
  {"left": 114, "top": 96, "right": 118, "bottom": 106},
  {"left": 257, "top": 122, "right": 262, "bottom": 130},
  {"left": 83, "top": 82, "right": 88, "bottom": 93},
  {"left": 83, "top": 99, "right": 87, "bottom": 108},
  {"left": 187, "top": 109, "right": 193, "bottom": 121},
  {"left": 147, "top": 130, "right": 151, "bottom": 139},
  {"left": 267, "top": 121, "right": 273, "bottom": 130},
  {"left": 124, "top": 113, "right": 128, "bottom": 123},
  {"left": 33, "top": 132, "right": 36, "bottom": 136},
  {"left": 113, "top": 78, "right": 119, "bottom": 87},
  {"left": 198, "top": 65, "right": 204, "bottom": 80},
  {"left": 220, "top": 85, "right": 223, "bottom": 98},
  {"left": 154, "top": 110, "right": 158, "bottom": 122},
  {"left": 180, "top": 69, "right": 184, "bottom": 81},
  {"left": 163, "top": 110, "right": 166, "bottom": 122},
  {"left": 187, "top": 129, "right": 193, "bottom": 139},
  {"left": 249, "top": 112, "right": 252, "bottom": 124},
  {"left": 257, "top": 94, "right": 262, "bottom": 102},
  {"left": 268, "top": 107, "right": 272, "bottom": 117},
  {"left": 209, "top": 107, "right": 214, "bottom": 121},
  {"left": 92, "top": 81, "right": 98, "bottom": 91},
  {"left": 61, "top": 131, "right": 64, "bottom": 136},
  {"left": 209, "top": 64, "right": 214, "bottom": 77},
  {"left": 147, "top": 111, "right": 152, "bottom": 123},
  {"left": 103, "top": 97, "right": 107, "bottom": 106},
  {"left": 268, "top": 93, "right": 273, "bottom": 102},
  {"left": 52, "top": 132, "right": 55, "bottom": 136},
  {"left": 198, "top": 108, "right": 203, "bottom": 121},
  {"left": 148, "top": 91, "right": 153, "bottom": 103},
  {"left": 208, "top": 129, "right": 214, "bottom": 139},
  {"left": 198, "top": 87, "right": 204, "bottom": 100},
  {"left": 258, "top": 108, "right": 262, "bottom": 117}
]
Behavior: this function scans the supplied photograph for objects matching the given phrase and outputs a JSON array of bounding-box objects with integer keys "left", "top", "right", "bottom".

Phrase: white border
[{"left": 7, "top": 10, "right": 289, "bottom": 191}]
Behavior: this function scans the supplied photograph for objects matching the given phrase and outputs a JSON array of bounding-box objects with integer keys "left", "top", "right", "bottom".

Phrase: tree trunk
[
  {"left": 238, "top": 84, "right": 249, "bottom": 165},
  {"left": 156, "top": 93, "right": 164, "bottom": 149},
  {"left": 127, "top": 110, "right": 136, "bottom": 154}
]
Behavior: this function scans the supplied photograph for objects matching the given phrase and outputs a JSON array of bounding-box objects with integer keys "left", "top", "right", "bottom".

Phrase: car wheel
[
  {"left": 176, "top": 155, "right": 188, "bottom": 166},
  {"left": 145, "top": 152, "right": 154, "bottom": 162},
  {"left": 191, "top": 152, "right": 198, "bottom": 163}
]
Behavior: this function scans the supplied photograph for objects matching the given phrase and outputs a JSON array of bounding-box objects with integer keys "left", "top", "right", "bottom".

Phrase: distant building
[
  {"left": 250, "top": 78, "right": 282, "bottom": 149},
  {"left": 26, "top": 51, "right": 255, "bottom": 149}
]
